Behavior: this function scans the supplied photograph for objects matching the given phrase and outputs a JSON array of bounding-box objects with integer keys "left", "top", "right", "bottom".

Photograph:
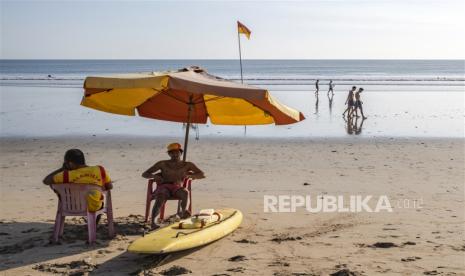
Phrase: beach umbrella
[{"left": 81, "top": 66, "right": 305, "bottom": 161}]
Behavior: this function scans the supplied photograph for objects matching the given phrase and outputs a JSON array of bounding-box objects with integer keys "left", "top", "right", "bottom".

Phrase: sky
[{"left": 1, "top": 0, "right": 464, "bottom": 59}]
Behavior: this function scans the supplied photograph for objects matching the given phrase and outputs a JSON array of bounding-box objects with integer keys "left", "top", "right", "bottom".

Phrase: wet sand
[{"left": 0, "top": 136, "right": 464, "bottom": 275}]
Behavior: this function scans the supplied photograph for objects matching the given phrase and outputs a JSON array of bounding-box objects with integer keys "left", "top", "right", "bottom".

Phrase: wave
[
  {"left": 1, "top": 76, "right": 465, "bottom": 81},
  {"left": 1, "top": 75, "right": 464, "bottom": 89}
]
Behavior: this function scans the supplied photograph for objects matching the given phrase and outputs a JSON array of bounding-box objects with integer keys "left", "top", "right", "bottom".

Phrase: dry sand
[{"left": 0, "top": 136, "right": 464, "bottom": 275}]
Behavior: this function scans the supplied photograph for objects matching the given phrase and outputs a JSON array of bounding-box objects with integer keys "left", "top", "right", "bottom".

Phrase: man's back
[
  {"left": 53, "top": 166, "right": 109, "bottom": 185},
  {"left": 53, "top": 165, "right": 111, "bottom": 211}
]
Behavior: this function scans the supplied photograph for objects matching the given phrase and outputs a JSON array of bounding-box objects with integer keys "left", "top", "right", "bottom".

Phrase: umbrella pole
[{"left": 183, "top": 97, "right": 193, "bottom": 162}]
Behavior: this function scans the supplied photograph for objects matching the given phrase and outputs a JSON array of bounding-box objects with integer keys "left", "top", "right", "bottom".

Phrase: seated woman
[{"left": 142, "top": 143, "right": 205, "bottom": 229}]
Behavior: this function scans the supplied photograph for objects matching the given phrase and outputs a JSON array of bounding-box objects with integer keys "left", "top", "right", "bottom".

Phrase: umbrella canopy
[
  {"left": 82, "top": 67, "right": 304, "bottom": 125},
  {"left": 81, "top": 66, "right": 305, "bottom": 159}
]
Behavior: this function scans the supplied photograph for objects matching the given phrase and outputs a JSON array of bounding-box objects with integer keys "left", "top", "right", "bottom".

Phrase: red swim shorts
[{"left": 154, "top": 183, "right": 182, "bottom": 197}]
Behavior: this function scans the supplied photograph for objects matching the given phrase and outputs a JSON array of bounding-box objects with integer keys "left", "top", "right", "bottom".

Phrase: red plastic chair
[
  {"left": 144, "top": 178, "right": 192, "bottom": 223},
  {"left": 50, "top": 183, "right": 115, "bottom": 244}
]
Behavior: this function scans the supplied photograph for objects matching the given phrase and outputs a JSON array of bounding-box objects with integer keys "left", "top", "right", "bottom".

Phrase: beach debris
[
  {"left": 234, "top": 239, "right": 257, "bottom": 244},
  {"left": 226, "top": 267, "right": 245, "bottom": 273},
  {"left": 160, "top": 265, "right": 192, "bottom": 275},
  {"left": 402, "top": 241, "right": 416, "bottom": 246},
  {"left": 401, "top": 256, "right": 421, "bottom": 262},
  {"left": 330, "top": 268, "right": 363, "bottom": 276},
  {"left": 303, "top": 182, "right": 311, "bottom": 186},
  {"left": 33, "top": 259, "right": 97, "bottom": 275},
  {"left": 228, "top": 255, "right": 247, "bottom": 262},
  {"left": 271, "top": 234, "right": 302, "bottom": 243}
]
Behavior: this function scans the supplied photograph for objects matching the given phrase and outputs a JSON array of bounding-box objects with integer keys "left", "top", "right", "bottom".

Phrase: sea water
[{"left": 0, "top": 60, "right": 464, "bottom": 138}]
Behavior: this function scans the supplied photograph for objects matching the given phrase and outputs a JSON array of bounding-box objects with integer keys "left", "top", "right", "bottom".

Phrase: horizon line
[{"left": 1, "top": 58, "right": 464, "bottom": 61}]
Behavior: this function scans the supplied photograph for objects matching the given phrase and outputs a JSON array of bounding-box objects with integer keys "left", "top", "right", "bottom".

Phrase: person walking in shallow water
[
  {"left": 354, "top": 88, "right": 367, "bottom": 119},
  {"left": 314, "top": 79, "right": 319, "bottom": 96},
  {"left": 343, "top": 86, "right": 356, "bottom": 117},
  {"left": 328, "top": 80, "right": 334, "bottom": 96}
]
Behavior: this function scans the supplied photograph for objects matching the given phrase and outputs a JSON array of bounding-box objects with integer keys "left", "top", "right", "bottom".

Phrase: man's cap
[{"left": 167, "top": 143, "right": 183, "bottom": 153}]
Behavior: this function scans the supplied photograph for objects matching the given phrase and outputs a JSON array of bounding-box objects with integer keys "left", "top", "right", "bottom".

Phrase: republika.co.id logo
[{"left": 264, "top": 195, "right": 423, "bottom": 213}]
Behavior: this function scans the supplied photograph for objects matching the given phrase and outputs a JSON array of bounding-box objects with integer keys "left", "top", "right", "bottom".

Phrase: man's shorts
[{"left": 154, "top": 183, "right": 183, "bottom": 197}]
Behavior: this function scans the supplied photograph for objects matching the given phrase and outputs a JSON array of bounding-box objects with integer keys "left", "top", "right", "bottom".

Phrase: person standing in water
[
  {"left": 315, "top": 79, "right": 320, "bottom": 96},
  {"left": 354, "top": 88, "right": 367, "bottom": 119},
  {"left": 328, "top": 80, "right": 334, "bottom": 96},
  {"left": 343, "top": 86, "right": 356, "bottom": 117}
]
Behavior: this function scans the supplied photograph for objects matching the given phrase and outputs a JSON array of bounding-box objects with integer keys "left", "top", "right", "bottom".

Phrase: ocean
[
  {"left": 0, "top": 59, "right": 464, "bottom": 138},
  {"left": 1, "top": 59, "right": 464, "bottom": 87}
]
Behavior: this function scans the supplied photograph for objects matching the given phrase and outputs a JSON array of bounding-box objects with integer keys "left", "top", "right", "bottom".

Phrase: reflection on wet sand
[
  {"left": 344, "top": 115, "right": 366, "bottom": 135},
  {"left": 327, "top": 93, "right": 334, "bottom": 116}
]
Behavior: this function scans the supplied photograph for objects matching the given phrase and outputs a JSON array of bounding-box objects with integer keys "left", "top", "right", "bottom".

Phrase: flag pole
[
  {"left": 237, "top": 28, "right": 247, "bottom": 135},
  {"left": 238, "top": 31, "right": 244, "bottom": 84}
]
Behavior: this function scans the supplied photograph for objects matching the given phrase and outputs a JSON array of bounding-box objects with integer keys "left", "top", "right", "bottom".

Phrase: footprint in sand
[
  {"left": 234, "top": 239, "right": 257, "bottom": 244},
  {"left": 401, "top": 256, "right": 421, "bottom": 262},
  {"left": 226, "top": 267, "right": 245, "bottom": 273},
  {"left": 330, "top": 268, "right": 363, "bottom": 276},
  {"left": 159, "top": 265, "right": 192, "bottom": 275},
  {"left": 228, "top": 255, "right": 247, "bottom": 262},
  {"left": 268, "top": 260, "right": 290, "bottom": 267},
  {"left": 270, "top": 235, "right": 303, "bottom": 243}
]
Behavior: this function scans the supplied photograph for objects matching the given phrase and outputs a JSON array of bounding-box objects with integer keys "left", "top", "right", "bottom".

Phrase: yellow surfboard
[{"left": 128, "top": 208, "right": 243, "bottom": 254}]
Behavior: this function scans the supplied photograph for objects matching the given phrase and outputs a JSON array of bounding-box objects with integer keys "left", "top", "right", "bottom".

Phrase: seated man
[
  {"left": 43, "top": 149, "right": 112, "bottom": 213},
  {"left": 142, "top": 143, "right": 205, "bottom": 229}
]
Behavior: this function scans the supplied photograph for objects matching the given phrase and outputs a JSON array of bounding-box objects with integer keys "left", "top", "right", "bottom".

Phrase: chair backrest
[{"left": 51, "top": 183, "right": 103, "bottom": 214}]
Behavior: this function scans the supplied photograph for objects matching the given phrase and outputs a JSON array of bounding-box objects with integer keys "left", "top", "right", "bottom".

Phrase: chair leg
[
  {"left": 188, "top": 189, "right": 192, "bottom": 215},
  {"left": 107, "top": 210, "right": 115, "bottom": 238},
  {"left": 145, "top": 194, "right": 152, "bottom": 223},
  {"left": 87, "top": 212, "right": 97, "bottom": 245},
  {"left": 59, "top": 215, "right": 65, "bottom": 236},
  {"left": 52, "top": 211, "right": 61, "bottom": 243},
  {"left": 145, "top": 181, "right": 153, "bottom": 222}
]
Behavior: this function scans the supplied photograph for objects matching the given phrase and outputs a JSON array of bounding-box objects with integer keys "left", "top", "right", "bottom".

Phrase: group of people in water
[
  {"left": 314, "top": 79, "right": 367, "bottom": 119},
  {"left": 314, "top": 80, "right": 367, "bottom": 135},
  {"left": 342, "top": 85, "right": 367, "bottom": 119}
]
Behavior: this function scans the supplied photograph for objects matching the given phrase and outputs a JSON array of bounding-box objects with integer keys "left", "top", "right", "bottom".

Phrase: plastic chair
[
  {"left": 144, "top": 178, "right": 192, "bottom": 223},
  {"left": 50, "top": 183, "right": 115, "bottom": 244}
]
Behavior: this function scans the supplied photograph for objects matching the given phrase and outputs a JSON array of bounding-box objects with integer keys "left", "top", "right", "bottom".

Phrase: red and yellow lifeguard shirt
[{"left": 53, "top": 166, "right": 111, "bottom": 212}]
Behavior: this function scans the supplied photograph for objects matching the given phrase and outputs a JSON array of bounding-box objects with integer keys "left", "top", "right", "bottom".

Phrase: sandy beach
[
  {"left": 1, "top": 136, "right": 463, "bottom": 275},
  {"left": 2, "top": 0, "right": 464, "bottom": 274}
]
